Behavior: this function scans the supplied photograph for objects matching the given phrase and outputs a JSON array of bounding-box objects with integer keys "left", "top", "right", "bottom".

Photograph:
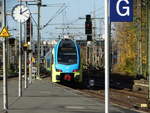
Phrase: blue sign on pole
[{"left": 110, "top": 0, "right": 133, "bottom": 22}]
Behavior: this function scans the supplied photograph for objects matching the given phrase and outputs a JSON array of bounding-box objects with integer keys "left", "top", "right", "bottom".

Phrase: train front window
[{"left": 58, "top": 40, "right": 77, "bottom": 65}]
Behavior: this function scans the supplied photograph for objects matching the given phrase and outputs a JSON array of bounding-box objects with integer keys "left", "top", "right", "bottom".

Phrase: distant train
[{"left": 51, "top": 39, "right": 82, "bottom": 83}]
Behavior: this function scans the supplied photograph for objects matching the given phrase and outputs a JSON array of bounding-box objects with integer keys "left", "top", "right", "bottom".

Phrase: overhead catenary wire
[
  {"left": 30, "top": 14, "right": 38, "bottom": 27},
  {"left": 42, "top": 4, "right": 67, "bottom": 29},
  {"left": 67, "top": 18, "right": 80, "bottom": 25},
  {"left": 42, "top": 7, "right": 67, "bottom": 29},
  {"left": 44, "top": 3, "right": 66, "bottom": 7},
  {"left": 89, "top": 7, "right": 104, "bottom": 15}
]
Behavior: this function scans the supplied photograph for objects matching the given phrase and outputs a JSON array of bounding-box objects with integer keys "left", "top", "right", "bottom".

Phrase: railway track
[
  {"left": 55, "top": 81, "right": 149, "bottom": 113},
  {"left": 77, "top": 88, "right": 149, "bottom": 113},
  {"left": 110, "top": 88, "right": 147, "bottom": 99}
]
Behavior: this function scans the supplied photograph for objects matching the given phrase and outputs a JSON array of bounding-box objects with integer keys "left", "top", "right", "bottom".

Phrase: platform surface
[{"left": 0, "top": 78, "right": 141, "bottom": 113}]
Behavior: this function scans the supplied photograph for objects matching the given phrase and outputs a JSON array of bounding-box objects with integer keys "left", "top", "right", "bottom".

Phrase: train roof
[{"left": 54, "top": 39, "right": 77, "bottom": 49}]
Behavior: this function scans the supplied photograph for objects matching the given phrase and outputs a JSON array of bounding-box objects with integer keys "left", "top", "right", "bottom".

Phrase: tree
[{"left": 112, "top": 0, "right": 149, "bottom": 77}]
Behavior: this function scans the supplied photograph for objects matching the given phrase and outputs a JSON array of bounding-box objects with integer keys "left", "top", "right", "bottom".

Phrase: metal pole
[
  {"left": 110, "top": 22, "right": 112, "bottom": 70},
  {"left": 2, "top": 0, "right": 8, "bottom": 110},
  {"left": 7, "top": 39, "right": 10, "bottom": 71},
  {"left": 24, "top": 39, "right": 27, "bottom": 88},
  {"left": 93, "top": 0, "right": 96, "bottom": 41},
  {"left": 137, "top": 0, "right": 142, "bottom": 77},
  {"left": 37, "top": 0, "right": 41, "bottom": 79},
  {"left": 29, "top": 18, "right": 32, "bottom": 84},
  {"left": 19, "top": 1, "right": 22, "bottom": 97},
  {"left": 24, "top": 1, "right": 28, "bottom": 88},
  {"left": 148, "top": 0, "right": 150, "bottom": 108},
  {"left": 104, "top": 0, "right": 110, "bottom": 113}
]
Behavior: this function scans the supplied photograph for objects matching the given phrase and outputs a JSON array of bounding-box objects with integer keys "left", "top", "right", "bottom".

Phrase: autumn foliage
[{"left": 112, "top": 0, "right": 148, "bottom": 77}]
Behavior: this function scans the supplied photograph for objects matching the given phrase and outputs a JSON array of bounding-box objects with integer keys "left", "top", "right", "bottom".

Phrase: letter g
[{"left": 116, "top": 0, "right": 130, "bottom": 16}]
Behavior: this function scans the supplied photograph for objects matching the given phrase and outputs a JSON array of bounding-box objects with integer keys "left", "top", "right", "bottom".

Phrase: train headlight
[
  {"left": 56, "top": 69, "right": 62, "bottom": 72},
  {"left": 73, "top": 69, "right": 79, "bottom": 72}
]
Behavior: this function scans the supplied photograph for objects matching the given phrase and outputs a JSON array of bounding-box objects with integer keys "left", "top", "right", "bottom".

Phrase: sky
[{"left": 6, "top": 0, "right": 104, "bottom": 41}]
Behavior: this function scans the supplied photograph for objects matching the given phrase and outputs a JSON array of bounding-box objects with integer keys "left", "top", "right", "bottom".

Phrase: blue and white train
[{"left": 51, "top": 39, "right": 82, "bottom": 83}]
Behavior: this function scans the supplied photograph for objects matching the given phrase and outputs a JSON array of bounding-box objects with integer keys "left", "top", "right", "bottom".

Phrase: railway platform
[{"left": 0, "top": 78, "right": 142, "bottom": 113}]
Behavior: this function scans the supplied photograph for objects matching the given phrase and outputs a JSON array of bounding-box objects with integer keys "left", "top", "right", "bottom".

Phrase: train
[{"left": 50, "top": 39, "right": 82, "bottom": 83}]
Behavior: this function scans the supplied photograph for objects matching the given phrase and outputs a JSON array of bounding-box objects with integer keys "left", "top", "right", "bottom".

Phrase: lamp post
[
  {"left": 104, "top": 0, "right": 110, "bottom": 113},
  {"left": 18, "top": 0, "right": 23, "bottom": 97},
  {"left": 2, "top": 0, "right": 8, "bottom": 110},
  {"left": 37, "top": 0, "right": 41, "bottom": 79},
  {"left": 148, "top": 0, "right": 150, "bottom": 108},
  {"left": 24, "top": 1, "right": 28, "bottom": 88}
]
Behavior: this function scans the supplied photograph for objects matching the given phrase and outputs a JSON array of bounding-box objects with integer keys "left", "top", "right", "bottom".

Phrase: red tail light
[
  {"left": 56, "top": 69, "right": 62, "bottom": 72},
  {"left": 73, "top": 69, "right": 79, "bottom": 72},
  {"left": 64, "top": 75, "right": 72, "bottom": 81}
]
